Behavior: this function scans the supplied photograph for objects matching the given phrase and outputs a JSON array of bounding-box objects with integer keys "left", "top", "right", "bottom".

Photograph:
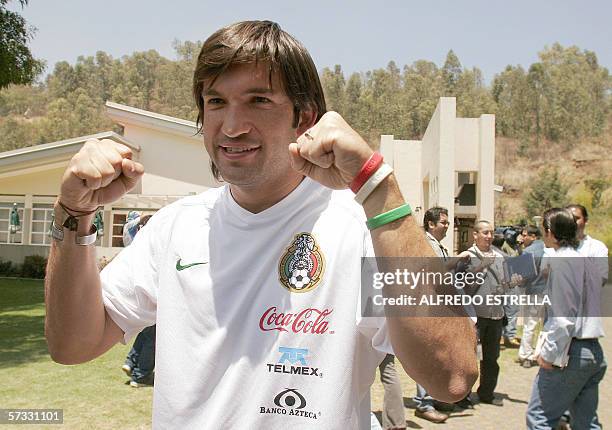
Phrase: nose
[{"left": 221, "top": 105, "right": 252, "bottom": 138}]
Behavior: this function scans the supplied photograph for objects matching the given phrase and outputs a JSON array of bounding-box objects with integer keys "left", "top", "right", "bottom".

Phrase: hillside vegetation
[{"left": 0, "top": 41, "right": 610, "bottom": 250}]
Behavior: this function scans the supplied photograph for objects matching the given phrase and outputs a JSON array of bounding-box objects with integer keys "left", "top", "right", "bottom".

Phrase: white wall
[
  {"left": 478, "top": 114, "right": 496, "bottom": 223},
  {"left": 122, "top": 124, "right": 219, "bottom": 195},
  {"left": 454, "top": 118, "right": 480, "bottom": 172},
  {"left": 380, "top": 98, "right": 495, "bottom": 253}
]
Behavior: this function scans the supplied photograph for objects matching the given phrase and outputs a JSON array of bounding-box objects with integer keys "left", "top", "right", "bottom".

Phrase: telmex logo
[
  {"left": 259, "top": 388, "right": 320, "bottom": 420},
  {"left": 278, "top": 347, "right": 308, "bottom": 365},
  {"left": 259, "top": 306, "right": 334, "bottom": 335},
  {"left": 267, "top": 347, "right": 322, "bottom": 378}
]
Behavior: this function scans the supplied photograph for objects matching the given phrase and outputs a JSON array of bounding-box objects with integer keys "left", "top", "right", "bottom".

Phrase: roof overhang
[
  {"left": 105, "top": 101, "right": 199, "bottom": 140},
  {"left": 0, "top": 131, "right": 138, "bottom": 179}
]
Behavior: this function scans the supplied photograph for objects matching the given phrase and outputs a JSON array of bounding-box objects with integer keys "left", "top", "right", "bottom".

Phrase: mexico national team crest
[{"left": 279, "top": 233, "right": 325, "bottom": 293}]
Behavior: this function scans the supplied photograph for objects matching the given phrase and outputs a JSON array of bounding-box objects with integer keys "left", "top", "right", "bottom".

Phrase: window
[
  {"left": 31, "top": 204, "right": 54, "bottom": 245},
  {"left": 112, "top": 212, "right": 128, "bottom": 247},
  {"left": 0, "top": 203, "right": 24, "bottom": 244},
  {"left": 111, "top": 210, "right": 156, "bottom": 248}
]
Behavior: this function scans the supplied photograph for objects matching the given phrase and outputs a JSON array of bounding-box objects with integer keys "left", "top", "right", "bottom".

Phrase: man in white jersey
[
  {"left": 567, "top": 204, "right": 609, "bottom": 286},
  {"left": 44, "top": 21, "right": 477, "bottom": 429}
]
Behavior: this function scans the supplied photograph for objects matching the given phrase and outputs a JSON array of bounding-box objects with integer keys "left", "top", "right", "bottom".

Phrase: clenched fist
[
  {"left": 288, "top": 111, "right": 373, "bottom": 190},
  {"left": 59, "top": 138, "right": 144, "bottom": 212}
]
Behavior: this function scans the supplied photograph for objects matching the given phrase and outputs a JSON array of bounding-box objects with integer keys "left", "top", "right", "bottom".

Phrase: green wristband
[{"left": 366, "top": 203, "right": 412, "bottom": 230}]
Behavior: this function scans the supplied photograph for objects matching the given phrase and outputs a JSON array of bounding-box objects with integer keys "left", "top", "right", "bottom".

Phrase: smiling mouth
[{"left": 220, "top": 146, "right": 260, "bottom": 154}]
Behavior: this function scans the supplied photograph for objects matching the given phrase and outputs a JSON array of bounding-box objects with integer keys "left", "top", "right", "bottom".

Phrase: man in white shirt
[
  {"left": 44, "top": 21, "right": 477, "bottom": 429},
  {"left": 567, "top": 204, "right": 609, "bottom": 286},
  {"left": 527, "top": 208, "right": 606, "bottom": 429}
]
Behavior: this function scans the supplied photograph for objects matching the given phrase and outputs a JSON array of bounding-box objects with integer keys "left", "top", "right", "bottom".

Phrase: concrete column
[
  {"left": 102, "top": 204, "right": 112, "bottom": 248},
  {"left": 379, "top": 135, "right": 395, "bottom": 167},
  {"left": 22, "top": 195, "right": 33, "bottom": 245},
  {"left": 438, "top": 98, "right": 456, "bottom": 254},
  {"left": 478, "top": 114, "right": 496, "bottom": 223}
]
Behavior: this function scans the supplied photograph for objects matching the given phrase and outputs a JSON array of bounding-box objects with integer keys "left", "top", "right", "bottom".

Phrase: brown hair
[
  {"left": 422, "top": 206, "right": 448, "bottom": 232},
  {"left": 193, "top": 21, "right": 327, "bottom": 174},
  {"left": 543, "top": 208, "right": 579, "bottom": 249}
]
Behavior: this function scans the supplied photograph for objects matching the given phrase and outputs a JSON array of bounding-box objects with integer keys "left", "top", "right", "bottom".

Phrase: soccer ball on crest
[{"left": 290, "top": 269, "right": 311, "bottom": 290}]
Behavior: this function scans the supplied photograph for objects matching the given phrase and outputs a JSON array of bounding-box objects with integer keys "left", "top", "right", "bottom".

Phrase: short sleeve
[
  {"left": 101, "top": 215, "right": 164, "bottom": 343},
  {"left": 356, "top": 227, "right": 393, "bottom": 355}
]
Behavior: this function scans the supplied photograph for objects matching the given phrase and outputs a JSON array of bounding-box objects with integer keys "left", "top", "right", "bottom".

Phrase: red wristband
[{"left": 350, "top": 152, "right": 383, "bottom": 193}]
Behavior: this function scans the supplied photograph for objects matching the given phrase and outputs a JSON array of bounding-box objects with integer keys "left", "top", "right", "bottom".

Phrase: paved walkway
[{"left": 371, "top": 293, "right": 611, "bottom": 429}]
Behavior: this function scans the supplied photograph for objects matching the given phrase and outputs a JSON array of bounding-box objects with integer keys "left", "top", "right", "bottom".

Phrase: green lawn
[
  {"left": 0, "top": 278, "right": 572, "bottom": 429},
  {"left": 0, "top": 279, "right": 152, "bottom": 429}
]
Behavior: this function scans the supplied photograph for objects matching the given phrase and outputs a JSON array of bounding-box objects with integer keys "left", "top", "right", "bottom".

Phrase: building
[
  {"left": 380, "top": 97, "right": 497, "bottom": 254},
  {"left": 0, "top": 97, "right": 495, "bottom": 263}
]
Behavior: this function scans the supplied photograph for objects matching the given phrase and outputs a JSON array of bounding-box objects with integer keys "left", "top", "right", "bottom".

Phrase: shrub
[
  {"left": 21, "top": 255, "right": 47, "bottom": 279},
  {"left": 0, "top": 258, "right": 21, "bottom": 277}
]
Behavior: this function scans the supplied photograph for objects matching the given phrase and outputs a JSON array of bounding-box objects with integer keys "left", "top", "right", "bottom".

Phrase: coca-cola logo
[{"left": 259, "top": 307, "right": 334, "bottom": 335}]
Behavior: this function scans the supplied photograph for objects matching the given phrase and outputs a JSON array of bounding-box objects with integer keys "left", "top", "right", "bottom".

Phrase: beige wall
[
  {"left": 454, "top": 118, "right": 480, "bottom": 172},
  {"left": 0, "top": 167, "right": 65, "bottom": 195},
  {"left": 378, "top": 97, "right": 495, "bottom": 253},
  {"left": 478, "top": 114, "right": 496, "bottom": 223},
  {"left": 123, "top": 124, "right": 218, "bottom": 194}
]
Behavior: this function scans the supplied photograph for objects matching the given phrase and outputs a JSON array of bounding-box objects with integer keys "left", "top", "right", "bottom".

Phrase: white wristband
[{"left": 354, "top": 163, "right": 393, "bottom": 204}]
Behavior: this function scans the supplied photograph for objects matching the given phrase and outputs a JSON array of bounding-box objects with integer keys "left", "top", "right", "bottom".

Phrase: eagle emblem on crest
[{"left": 279, "top": 232, "right": 325, "bottom": 293}]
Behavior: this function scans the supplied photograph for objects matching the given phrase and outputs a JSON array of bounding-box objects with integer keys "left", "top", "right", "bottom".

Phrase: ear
[{"left": 295, "top": 108, "right": 317, "bottom": 136}]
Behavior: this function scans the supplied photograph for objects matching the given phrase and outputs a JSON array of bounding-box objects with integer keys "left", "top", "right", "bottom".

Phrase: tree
[
  {"left": 492, "top": 65, "right": 532, "bottom": 138},
  {"left": 0, "top": 0, "right": 44, "bottom": 88},
  {"left": 402, "top": 60, "right": 443, "bottom": 138},
  {"left": 441, "top": 50, "right": 462, "bottom": 96},
  {"left": 526, "top": 63, "right": 545, "bottom": 144},
  {"left": 320, "top": 65, "right": 345, "bottom": 113},
  {"left": 343, "top": 72, "right": 366, "bottom": 136},
  {"left": 524, "top": 168, "right": 569, "bottom": 218},
  {"left": 531, "top": 44, "right": 610, "bottom": 143}
]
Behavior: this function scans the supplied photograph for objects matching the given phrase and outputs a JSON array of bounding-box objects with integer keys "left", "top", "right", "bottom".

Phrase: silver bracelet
[{"left": 50, "top": 220, "right": 97, "bottom": 246}]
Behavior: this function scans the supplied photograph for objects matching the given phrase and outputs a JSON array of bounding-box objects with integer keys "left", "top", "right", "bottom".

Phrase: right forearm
[
  {"left": 46, "top": 138, "right": 144, "bottom": 363},
  {"left": 44, "top": 210, "right": 107, "bottom": 364}
]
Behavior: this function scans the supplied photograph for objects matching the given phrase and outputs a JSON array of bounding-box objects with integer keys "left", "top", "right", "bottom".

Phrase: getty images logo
[
  {"left": 266, "top": 347, "right": 322, "bottom": 378},
  {"left": 259, "top": 388, "right": 320, "bottom": 420}
]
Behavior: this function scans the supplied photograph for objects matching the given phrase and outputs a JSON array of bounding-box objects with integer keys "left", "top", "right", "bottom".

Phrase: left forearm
[{"left": 363, "top": 174, "right": 478, "bottom": 401}]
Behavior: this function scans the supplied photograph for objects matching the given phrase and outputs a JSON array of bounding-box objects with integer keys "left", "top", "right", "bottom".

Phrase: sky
[{"left": 9, "top": 0, "right": 612, "bottom": 83}]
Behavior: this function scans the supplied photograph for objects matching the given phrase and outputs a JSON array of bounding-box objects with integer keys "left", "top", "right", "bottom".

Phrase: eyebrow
[{"left": 202, "top": 87, "right": 274, "bottom": 97}]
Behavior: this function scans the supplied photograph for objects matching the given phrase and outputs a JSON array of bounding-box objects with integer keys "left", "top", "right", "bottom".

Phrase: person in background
[
  {"left": 460, "top": 220, "right": 507, "bottom": 407},
  {"left": 377, "top": 354, "right": 406, "bottom": 430},
  {"left": 567, "top": 204, "right": 608, "bottom": 286},
  {"left": 526, "top": 208, "right": 606, "bottom": 429},
  {"left": 491, "top": 232, "right": 507, "bottom": 256},
  {"left": 121, "top": 213, "right": 155, "bottom": 388},
  {"left": 501, "top": 228, "right": 522, "bottom": 348},
  {"left": 556, "top": 205, "right": 609, "bottom": 428},
  {"left": 517, "top": 226, "right": 546, "bottom": 368},
  {"left": 412, "top": 207, "right": 451, "bottom": 423}
]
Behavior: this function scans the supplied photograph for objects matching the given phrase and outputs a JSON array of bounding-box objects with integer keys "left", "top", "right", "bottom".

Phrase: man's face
[
  {"left": 202, "top": 62, "right": 308, "bottom": 188},
  {"left": 521, "top": 229, "right": 536, "bottom": 247},
  {"left": 429, "top": 213, "right": 449, "bottom": 241},
  {"left": 473, "top": 224, "right": 493, "bottom": 251},
  {"left": 570, "top": 207, "right": 587, "bottom": 236}
]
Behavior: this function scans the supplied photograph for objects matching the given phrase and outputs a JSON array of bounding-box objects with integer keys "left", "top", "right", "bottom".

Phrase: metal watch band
[
  {"left": 50, "top": 220, "right": 97, "bottom": 246},
  {"left": 50, "top": 219, "right": 64, "bottom": 241}
]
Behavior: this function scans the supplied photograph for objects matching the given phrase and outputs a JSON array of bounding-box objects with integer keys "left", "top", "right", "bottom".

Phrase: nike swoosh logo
[{"left": 176, "top": 259, "right": 208, "bottom": 271}]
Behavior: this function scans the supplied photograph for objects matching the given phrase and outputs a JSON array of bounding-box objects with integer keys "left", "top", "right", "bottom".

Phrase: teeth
[{"left": 224, "top": 147, "right": 256, "bottom": 153}]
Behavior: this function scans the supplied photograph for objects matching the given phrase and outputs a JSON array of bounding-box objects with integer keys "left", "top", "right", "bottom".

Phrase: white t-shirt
[
  {"left": 577, "top": 235, "right": 609, "bottom": 286},
  {"left": 101, "top": 177, "right": 390, "bottom": 429}
]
